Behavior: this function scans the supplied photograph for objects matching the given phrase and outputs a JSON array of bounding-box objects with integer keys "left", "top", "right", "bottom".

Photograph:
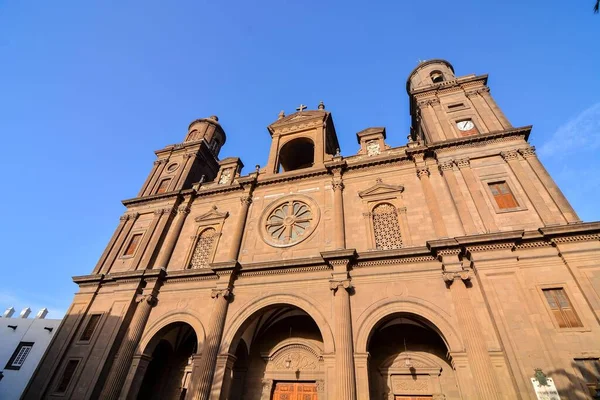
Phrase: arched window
[
  {"left": 430, "top": 70, "right": 444, "bottom": 83},
  {"left": 278, "top": 138, "right": 315, "bottom": 172},
  {"left": 189, "top": 228, "right": 217, "bottom": 269},
  {"left": 372, "top": 203, "right": 402, "bottom": 250}
]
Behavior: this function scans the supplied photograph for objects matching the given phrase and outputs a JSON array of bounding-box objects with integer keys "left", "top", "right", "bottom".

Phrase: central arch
[{"left": 220, "top": 293, "right": 335, "bottom": 355}]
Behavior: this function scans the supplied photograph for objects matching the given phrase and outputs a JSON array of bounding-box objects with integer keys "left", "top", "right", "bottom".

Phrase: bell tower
[
  {"left": 407, "top": 59, "right": 512, "bottom": 144},
  {"left": 264, "top": 102, "right": 340, "bottom": 175},
  {"left": 136, "top": 116, "right": 224, "bottom": 197}
]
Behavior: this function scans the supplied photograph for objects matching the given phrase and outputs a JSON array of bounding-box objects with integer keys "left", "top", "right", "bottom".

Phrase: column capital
[
  {"left": 329, "top": 279, "right": 353, "bottom": 292},
  {"left": 121, "top": 212, "right": 140, "bottom": 221},
  {"left": 177, "top": 205, "right": 191, "bottom": 214},
  {"left": 135, "top": 293, "right": 158, "bottom": 306},
  {"left": 260, "top": 379, "right": 273, "bottom": 400},
  {"left": 211, "top": 288, "right": 232, "bottom": 299},
  {"left": 442, "top": 269, "right": 471, "bottom": 285},
  {"left": 518, "top": 146, "right": 536, "bottom": 159},
  {"left": 454, "top": 158, "right": 470, "bottom": 169},
  {"left": 332, "top": 179, "right": 345, "bottom": 192},
  {"left": 438, "top": 161, "right": 454, "bottom": 172},
  {"left": 184, "top": 152, "right": 197, "bottom": 159},
  {"left": 500, "top": 150, "right": 519, "bottom": 162},
  {"left": 416, "top": 167, "right": 430, "bottom": 179},
  {"left": 240, "top": 195, "right": 252, "bottom": 206}
]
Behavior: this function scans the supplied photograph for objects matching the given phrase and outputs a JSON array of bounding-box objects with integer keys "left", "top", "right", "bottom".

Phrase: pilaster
[
  {"left": 417, "top": 166, "right": 448, "bottom": 238},
  {"left": 455, "top": 158, "right": 498, "bottom": 232},
  {"left": 438, "top": 161, "right": 478, "bottom": 235},
  {"left": 102, "top": 212, "right": 140, "bottom": 274}
]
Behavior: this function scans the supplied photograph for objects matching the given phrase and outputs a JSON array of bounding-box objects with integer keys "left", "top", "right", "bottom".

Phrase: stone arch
[
  {"left": 137, "top": 310, "right": 206, "bottom": 356},
  {"left": 220, "top": 293, "right": 335, "bottom": 354},
  {"left": 278, "top": 137, "right": 315, "bottom": 172},
  {"left": 355, "top": 296, "right": 463, "bottom": 353}
]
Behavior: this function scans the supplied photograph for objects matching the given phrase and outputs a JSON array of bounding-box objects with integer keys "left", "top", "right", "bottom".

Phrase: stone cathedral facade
[{"left": 24, "top": 60, "right": 600, "bottom": 400}]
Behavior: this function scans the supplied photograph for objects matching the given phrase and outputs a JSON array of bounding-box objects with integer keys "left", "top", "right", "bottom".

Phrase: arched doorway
[
  {"left": 226, "top": 305, "right": 326, "bottom": 400},
  {"left": 367, "top": 314, "right": 460, "bottom": 400},
  {"left": 136, "top": 322, "right": 198, "bottom": 400}
]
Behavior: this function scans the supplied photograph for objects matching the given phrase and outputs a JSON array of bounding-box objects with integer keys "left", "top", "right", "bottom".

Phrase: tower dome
[
  {"left": 406, "top": 59, "right": 455, "bottom": 93},
  {"left": 184, "top": 115, "right": 226, "bottom": 156}
]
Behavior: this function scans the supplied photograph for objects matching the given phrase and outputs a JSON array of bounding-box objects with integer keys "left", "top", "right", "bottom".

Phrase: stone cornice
[
  {"left": 255, "top": 166, "right": 330, "bottom": 186},
  {"left": 539, "top": 221, "right": 600, "bottom": 237},
  {"left": 409, "top": 74, "right": 489, "bottom": 97},
  {"left": 122, "top": 190, "right": 194, "bottom": 207},
  {"left": 241, "top": 256, "right": 326, "bottom": 272}
]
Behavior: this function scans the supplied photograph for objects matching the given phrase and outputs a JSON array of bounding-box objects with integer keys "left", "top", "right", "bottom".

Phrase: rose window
[{"left": 266, "top": 201, "right": 313, "bottom": 245}]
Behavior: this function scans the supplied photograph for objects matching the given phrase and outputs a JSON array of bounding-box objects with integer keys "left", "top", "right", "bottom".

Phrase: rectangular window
[
  {"left": 5, "top": 342, "right": 34, "bottom": 370},
  {"left": 80, "top": 314, "right": 101, "bottom": 341},
  {"left": 123, "top": 233, "right": 142, "bottom": 256},
  {"left": 448, "top": 103, "right": 464, "bottom": 109},
  {"left": 543, "top": 288, "right": 583, "bottom": 328},
  {"left": 156, "top": 178, "right": 171, "bottom": 194},
  {"left": 56, "top": 360, "right": 79, "bottom": 393},
  {"left": 488, "top": 181, "right": 518, "bottom": 209},
  {"left": 575, "top": 358, "right": 600, "bottom": 396}
]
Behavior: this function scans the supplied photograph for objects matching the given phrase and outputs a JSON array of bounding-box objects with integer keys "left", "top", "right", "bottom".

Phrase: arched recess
[
  {"left": 355, "top": 296, "right": 463, "bottom": 353},
  {"left": 137, "top": 310, "right": 206, "bottom": 356},
  {"left": 277, "top": 137, "right": 315, "bottom": 172},
  {"left": 220, "top": 293, "right": 335, "bottom": 355}
]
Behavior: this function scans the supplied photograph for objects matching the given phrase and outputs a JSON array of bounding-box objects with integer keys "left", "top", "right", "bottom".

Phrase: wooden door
[{"left": 272, "top": 382, "right": 317, "bottom": 400}]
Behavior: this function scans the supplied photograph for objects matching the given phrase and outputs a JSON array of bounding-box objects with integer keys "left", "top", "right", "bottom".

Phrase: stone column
[
  {"left": 332, "top": 178, "right": 346, "bottom": 250},
  {"left": 465, "top": 90, "right": 492, "bottom": 132},
  {"left": 500, "top": 150, "right": 559, "bottom": 225},
  {"left": 417, "top": 167, "right": 448, "bottom": 238},
  {"left": 138, "top": 160, "right": 161, "bottom": 197},
  {"left": 130, "top": 209, "right": 167, "bottom": 270},
  {"left": 518, "top": 146, "right": 580, "bottom": 223},
  {"left": 228, "top": 194, "right": 252, "bottom": 260},
  {"left": 439, "top": 161, "right": 478, "bottom": 235},
  {"left": 102, "top": 212, "right": 140, "bottom": 274},
  {"left": 144, "top": 159, "right": 168, "bottom": 196},
  {"left": 93, "top": 213, "right": 130, "bottom": 274},
  {"left": 455, "top": 158, "right": 498, "bottom": 232},
  {"left": 330, "top": 278, "right": 357, "bottom": 400},
  {"left": 174, "top": 153, "right": 197, "bottom": 190},
  {"left": 443, "top": 269, "right": 500, "bottom": 400},
  {"left": 260, "top": 379, "right": 273, "bottom": 400},
  {"left": 123, "top": 354, "right": 152, "bottom": 400},
  {"left": 100, "top": 293, "right": 158, "bottom": 400},
  {"left": 154, "top": 205, "right": 191, "bottom": 269},
  {"left": 190, "top": 288, "right": 231, "bottom": 400}
]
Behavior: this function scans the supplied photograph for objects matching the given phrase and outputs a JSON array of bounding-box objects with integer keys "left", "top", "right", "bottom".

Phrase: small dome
[
  {"left": 406, "top": 59, "right": 455, "bottom": 93},
  {"left": 184, "top": 116, "right": 227, "bottom": 156}
]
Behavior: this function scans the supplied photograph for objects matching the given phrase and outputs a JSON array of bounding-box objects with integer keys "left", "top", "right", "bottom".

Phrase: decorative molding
[
  {"left": 329, "top": 279, "right": 352, "bottom": 292},
  {"left": 210, "top": 288, "right": 231, "bottom": 299},
  {"left": 438, "top": 161, "right": 454, "bottom": 172},
  {"left": 331, "top": 180, "right": 344, "bottom": 192},
  {"left": 416, "top": 167, "right": 430, "bottom": 179},
  {"left": 135, "top": 293, "right": 158, "bottom": 306},
  {"left": 500, "top": 150, "right": 519, "bottom": 162},
  {"left": 454, "top": 158, "right": 470, "bottom": 169},
  {"left": 551, "top": 234, "right": 600, "bottom": 244},
  {"left": 240, "top": 195, "right": 253, "bottom": 206},
  {"left": 518, "top": 146, "right": 536, "bottom": 159},
  {"left": 358, "top": 179, "right": 404, "bottom": 199},
  {"left": 442, "top": 269, "right": 471, "bottom": 284},
  {"left": 194, "top": 206, "right": 229, "bottom": 223}
]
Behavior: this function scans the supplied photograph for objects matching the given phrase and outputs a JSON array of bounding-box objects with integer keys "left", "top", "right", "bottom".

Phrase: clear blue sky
[{"left": 1, "top": 1, "right": 598, "bottom": 318}]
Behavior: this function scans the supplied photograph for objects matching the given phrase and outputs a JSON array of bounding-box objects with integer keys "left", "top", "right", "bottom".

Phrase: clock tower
[{"left": 407, "top": 59, "right": 512, "bottom": 143}]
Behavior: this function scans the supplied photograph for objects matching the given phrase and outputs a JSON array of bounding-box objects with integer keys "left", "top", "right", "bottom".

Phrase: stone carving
[
  {"left": 240, "top": 195, "right": 253, "bottom": 206},
  {"left": 260, "top": 379, "right": 273, "bottom": 400},
  {"left": 372, "top": 203, "right": 403, "bottom": 250},
  {"left": 210, "top": 288, "right": 231, "bottom": 299},
  {"left": 454, "top": 158, "right": 470, "bottom": 169},
  {"left": 500, "top": 150, "right": 519, "bottom": 162},
  {"left": 266, "top": 200, "right": 313, "bottom": 245},
  {"left": 331, "top": 180, "right": 344, "bottom": 192},
  {"left": 416, "top": 167, "right": 430, "bottom": 179},
  {"left": 442, "top": 269, "right": 471, "bottom": 284},
  {"left": 268, "top": 349, "right": 318, "bottom": 371},
  {"left": 189, "top": 228, "right": 217, "bottom": 269},
  {"left": 438, "top": 161, "right": 454, "bottom": 172},
  {"left": 218, "top": 168, "right": 232, "bottom": 185},
  {"left": 367, "top": 140, "right": 381, "bottom": 156},
  {"left": 135, "top": 293, "right": 157, "bottom": 306},
  {"left": 391, "top": 375, "right": 430, "bottom": 394},
  {"left": 329, "top": 279, "right": 352, "bottom": 292},
  {"left": 518, "top": 146, "right": 536, "bottom": 158}
]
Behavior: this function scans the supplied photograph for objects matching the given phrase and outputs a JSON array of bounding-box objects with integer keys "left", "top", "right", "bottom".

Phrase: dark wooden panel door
[{"left": 272, "top": 382, "right": 317, "bottom": 400}]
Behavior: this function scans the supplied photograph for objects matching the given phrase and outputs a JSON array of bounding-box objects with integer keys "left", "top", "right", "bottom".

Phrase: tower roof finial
[
  {"left": 318, "top": 101, "right": 325, "bottom": 110},
  {"left": 278, "top": 110, "right": 285, "bottom": 119}
]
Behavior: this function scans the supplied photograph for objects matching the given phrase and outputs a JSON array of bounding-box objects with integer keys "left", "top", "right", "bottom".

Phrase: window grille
[
  {"left": 189, "top": 228, "right": 217, "bottom": 269},
  {"left": 372, "top": 203, "right": 402, "bottom": 250}
]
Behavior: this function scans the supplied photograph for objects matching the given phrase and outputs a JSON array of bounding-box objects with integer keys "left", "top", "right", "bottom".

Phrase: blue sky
[{"left": 0, "top": 1, "right": 598, "bottom": 318}]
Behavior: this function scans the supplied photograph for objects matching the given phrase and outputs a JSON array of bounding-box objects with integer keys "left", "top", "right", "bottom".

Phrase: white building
[{"left": 0, "top": 307, "right": 62, "bottom": 400}]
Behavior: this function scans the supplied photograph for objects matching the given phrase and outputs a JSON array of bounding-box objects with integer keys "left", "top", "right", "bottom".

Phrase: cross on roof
[{"left": 296, "top": 104, "right": 307, "bottom": 112}]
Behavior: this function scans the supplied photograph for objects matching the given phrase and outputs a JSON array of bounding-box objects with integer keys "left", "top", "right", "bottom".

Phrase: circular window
[
  {"left": 260, "top": 195, "right": 320, "bottom": 248},
  {"left": 166, "top": 163, "right": 179, "bottom": 173}
]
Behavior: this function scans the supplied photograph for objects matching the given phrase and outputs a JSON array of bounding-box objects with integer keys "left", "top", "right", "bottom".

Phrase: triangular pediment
[
  {"left": 269, "top": 110, "right": 328, "bottom": 127},
  {"left": 194, "top": 206, "right": 229, "bottom": 222},
  {"left": 358, "top": 179, "right": 404, "bottom": 198}
]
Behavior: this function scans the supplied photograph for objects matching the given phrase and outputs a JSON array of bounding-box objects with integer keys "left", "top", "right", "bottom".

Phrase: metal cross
[{"left": 296, "top": 104, "right": 307, "bottom": 112}]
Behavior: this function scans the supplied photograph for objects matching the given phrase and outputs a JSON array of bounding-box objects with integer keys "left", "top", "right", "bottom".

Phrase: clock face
[{"left": 456, "top": 120, "right": 475, "bottom": 131}]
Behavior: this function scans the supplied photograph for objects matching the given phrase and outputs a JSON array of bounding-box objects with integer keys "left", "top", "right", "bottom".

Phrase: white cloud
[{"left": 539, "top": 103, "right": 600, "bottom": 158}]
